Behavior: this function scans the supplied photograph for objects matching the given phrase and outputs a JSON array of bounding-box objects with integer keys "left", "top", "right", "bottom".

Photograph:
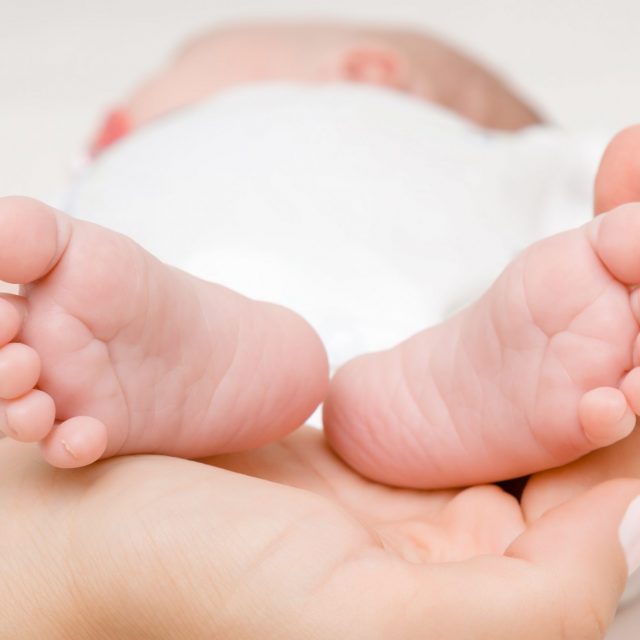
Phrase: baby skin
[
  {"left": 3, "top": 194, "right": 640, "bottom": 480},
  {"left": 326, "top": 203, "right": 640, "bottom": 487},
  {"left": 0, "top": 197, "right": 328, "bottom": 467}
]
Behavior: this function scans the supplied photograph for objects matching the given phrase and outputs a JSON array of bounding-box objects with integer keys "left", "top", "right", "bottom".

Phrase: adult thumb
[
  {"left": 505, "top": 479, "right": 640, "bottom": 638},
  {"left": 594, "top": 124, "right": 640, "bottom": 214},
  {"left": 392, "top": 480, "right": 640, "bottom": 639}
]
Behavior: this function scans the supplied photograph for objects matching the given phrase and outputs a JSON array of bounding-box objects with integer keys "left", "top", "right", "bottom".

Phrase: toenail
[{"left": 60, "top": 439, "right": 78, "bottom": 460}]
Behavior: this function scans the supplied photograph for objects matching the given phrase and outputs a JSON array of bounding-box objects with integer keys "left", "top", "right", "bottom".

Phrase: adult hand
[
  {"left": 1, "top": 428, "right": 638, "bottom": 639},
  {"left": 519, "top": 428, "right": 640, "bottom": 614}
]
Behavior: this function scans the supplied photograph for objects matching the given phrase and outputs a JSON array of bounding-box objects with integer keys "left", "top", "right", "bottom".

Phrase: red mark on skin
[{"left": 89, "top": 108, "right": 132, "bottom": 157}]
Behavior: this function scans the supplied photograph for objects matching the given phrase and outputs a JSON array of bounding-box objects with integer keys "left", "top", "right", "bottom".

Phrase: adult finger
[
  {"left": 594, "top": 124, "right": 640, "bottom": 214},
  {"left": 372, "top": 479, "right": 640, "bottom": 639}
]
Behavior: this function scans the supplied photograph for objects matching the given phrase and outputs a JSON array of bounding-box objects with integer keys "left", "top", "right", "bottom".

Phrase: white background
[
  {"left": 2, "top": 0, "right": 640, "bottom": 200},
  {"left": 1, "top": 2, "right": 640, "bottom": 635}
]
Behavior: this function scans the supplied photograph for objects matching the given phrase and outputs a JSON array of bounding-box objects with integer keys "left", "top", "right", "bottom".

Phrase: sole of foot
[
  {"left": 325, "top": 203, "right": 640, "bottom": 488},
  {"left": 0, "top": 196, "right": 328, "bottom": 468}
]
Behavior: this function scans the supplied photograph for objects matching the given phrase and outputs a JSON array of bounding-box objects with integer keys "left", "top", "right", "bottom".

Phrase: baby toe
[
  {"left": 0, "top": 343, "right": 40, "bottom": 399},
  {"left": 630, "top": 289, "right": 640, "bottom": 328},
  {"left": 621, "top": 367, "right": 640, "bottom": 415},
  {"left": 40, "top": 416, "right": 108, "bottom": 469},
  {"left": 0, "top": 296, "right": 24, "bottom": 346},
  {"left": 0, "top": 390, "right": 56, "bottom": 442},
  {"left": 632, "top": 333, "right": 640, "bottom": 368},
  {"left": 578, "top": 386, "right": 636, "bottom": 447}
]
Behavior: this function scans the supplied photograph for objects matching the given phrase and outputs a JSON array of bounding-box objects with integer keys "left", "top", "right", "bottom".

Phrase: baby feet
[
  {"left": 325, "top": 203, "right": 640, "bottom": 488},
  {"left": 0, "top": 197, "right": 328, "bottom": 468},
  {"left": 6, "top": 192, "right": 639, "bottom": 486}
]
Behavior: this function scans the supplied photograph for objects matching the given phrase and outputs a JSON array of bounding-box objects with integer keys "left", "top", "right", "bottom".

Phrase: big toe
[{"left": 0, "top": 197, "right": 70, "bottom": 284}]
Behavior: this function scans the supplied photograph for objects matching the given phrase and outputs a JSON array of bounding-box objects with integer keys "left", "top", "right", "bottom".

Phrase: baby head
[{"left": 120, "top": 22, "right": 540, "bottom": 140}]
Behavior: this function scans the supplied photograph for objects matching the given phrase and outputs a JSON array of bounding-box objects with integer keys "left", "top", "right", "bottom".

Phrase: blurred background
[
  {"left": 2, "top": 0, "right": 640, "bottom": 200},
  {"left": 1, "top": 1, "right": 640, "bottom": 636}
]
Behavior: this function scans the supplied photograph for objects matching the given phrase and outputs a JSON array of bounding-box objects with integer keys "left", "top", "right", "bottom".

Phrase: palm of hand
[
  {"left": 1, "top": 428, "right": 540, "bottom": 639},
  {"left": 209, "top": 427, "right": 526, "bottom": 563}
]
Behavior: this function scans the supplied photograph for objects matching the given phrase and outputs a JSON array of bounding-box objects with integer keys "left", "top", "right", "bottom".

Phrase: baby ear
[{"left": 336, "top": 45, "right": 409, "bottom": 90}]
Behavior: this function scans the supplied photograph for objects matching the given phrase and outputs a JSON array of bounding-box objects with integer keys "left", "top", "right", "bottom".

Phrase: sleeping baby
[{"left": 1, "top": 21, "right": 638, "bottom": 494}]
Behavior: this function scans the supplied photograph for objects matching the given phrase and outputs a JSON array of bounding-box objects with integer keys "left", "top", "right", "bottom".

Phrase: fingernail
[{"left": 619, "top": 496, "right": 640, "bottom": 576}]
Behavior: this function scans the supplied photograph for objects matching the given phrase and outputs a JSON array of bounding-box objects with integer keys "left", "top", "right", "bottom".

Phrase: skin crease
[{"left": 3, "top": 25, "right": 640, "bottom": 640}]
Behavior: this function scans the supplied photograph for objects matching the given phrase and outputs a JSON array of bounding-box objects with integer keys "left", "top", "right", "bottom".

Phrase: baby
[{"left": 1, "top": 22, "right": 638, "bottom": 490}]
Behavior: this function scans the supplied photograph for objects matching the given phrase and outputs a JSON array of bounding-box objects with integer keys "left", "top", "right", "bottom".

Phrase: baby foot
[
  {"left": 0, "top": 197, "right": 328, "bottom": 467},
  {"left": 325, "top": 203, "right": 640, "bottom": 488}
]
